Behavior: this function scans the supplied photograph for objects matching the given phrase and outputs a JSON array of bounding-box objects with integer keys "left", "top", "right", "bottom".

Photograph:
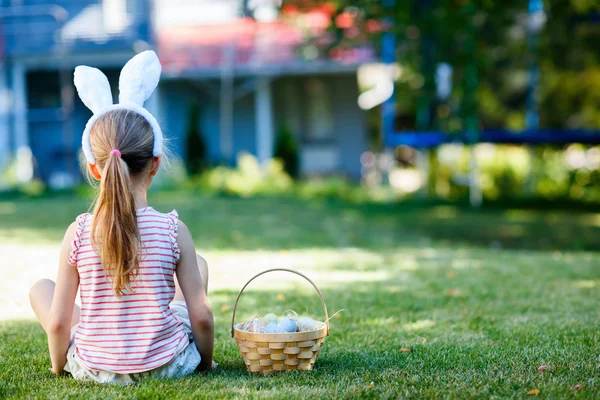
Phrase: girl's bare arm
[
  {"left": 47, "top": 223, "right": 79, "bottom": 374},
  {"left": 175, "top": 221, "right": 214, "bottom": 371}
]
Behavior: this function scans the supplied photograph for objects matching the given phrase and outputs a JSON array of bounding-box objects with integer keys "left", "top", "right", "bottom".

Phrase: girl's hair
[{"left": 88, "top": 109, "right": 155, "bottom": 296}]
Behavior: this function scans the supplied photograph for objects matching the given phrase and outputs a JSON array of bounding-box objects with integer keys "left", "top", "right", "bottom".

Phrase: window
[
  {"left": 27, "top": 71, "right": 61, "bottom": 110},
  {"left": 304, "top": 78, "right": 334, "bottom": 142}
]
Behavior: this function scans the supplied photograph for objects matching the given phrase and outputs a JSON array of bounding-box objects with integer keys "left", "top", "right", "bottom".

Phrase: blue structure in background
[
  {"left": 0, "top": 0, "right": 151, "bottom": 56},
  {"left": 0, "top": 0, "right": 370, "bottom": 186},
  {"left": 382, "top": 0, "right": 600, "bottom": 149},
  {"left": 0, "top": 0, "right": 152, "bottom": 185}
]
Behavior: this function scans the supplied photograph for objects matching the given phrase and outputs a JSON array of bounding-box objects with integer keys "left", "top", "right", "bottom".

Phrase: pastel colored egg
[
  {"left": 263, "top": 313, "right": 279, "bottom": 324},
  {"left": 276, "top": 318, "right": 297, "bottom": 333},
  {"left": 265, "top": 322, "right": 278, "bottom": 333},
  {"left": 297, "top": 317, "right": 318, "bottom": 331}
]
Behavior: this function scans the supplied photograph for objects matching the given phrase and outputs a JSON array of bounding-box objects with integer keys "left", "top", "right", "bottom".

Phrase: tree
[
  {"left": 282, "top": 0, "right": 600, "bottom": 132},
  {"left": 273, "top": 126, "right": 300, "bottom": 178},
  {"left": 184, "top": 102, "right": 207, "bottom": 176}
]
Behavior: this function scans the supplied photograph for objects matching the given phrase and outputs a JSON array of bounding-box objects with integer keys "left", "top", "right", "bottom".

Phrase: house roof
[{"left": 157, "top": 14, "right": 375, "bottom": 78}]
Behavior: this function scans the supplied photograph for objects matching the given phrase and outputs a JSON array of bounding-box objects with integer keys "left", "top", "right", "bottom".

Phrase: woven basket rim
[{"left": 233, "top": 322, "right": 328, "bottom": 342}]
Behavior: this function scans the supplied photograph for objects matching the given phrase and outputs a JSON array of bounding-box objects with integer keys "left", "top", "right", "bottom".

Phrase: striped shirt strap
[
  {"left": 167, "top": 210, "right": 181, "bottom": 264},
  {"left": 68, "top": 213, "right": 90, "bottom": 266}
]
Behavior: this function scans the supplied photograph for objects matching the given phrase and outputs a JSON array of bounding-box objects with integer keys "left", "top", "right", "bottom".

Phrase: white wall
[{"left": 152, "top": 0, "right": 243, "bottom": 29}]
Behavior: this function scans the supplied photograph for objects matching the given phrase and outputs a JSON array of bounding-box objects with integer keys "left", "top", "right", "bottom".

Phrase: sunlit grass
[{"left": 0, "top": 191, "right": 599, "bottom": 398}]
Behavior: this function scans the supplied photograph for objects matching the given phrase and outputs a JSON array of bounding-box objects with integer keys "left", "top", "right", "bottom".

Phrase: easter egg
[
  {"left": 282, "top": 309, "right": 299, "bottom": 320},
  {"left": 297, "top": 317, "right": 318, "bottom": 332},
  {"left": 265, "top": 322, "right": 278, "bottom": 333},
  {"left": 276, "top": 318, "right": 297, "bottom": 333},
  {"left": 240, "top": 316, "right": 266, "bottom": 333},
  {"left": 263, "top": 313, "right": 278, "bottom": 324},
  {"left": 247, "top": 319, "right": 266, "bottom": 333}
]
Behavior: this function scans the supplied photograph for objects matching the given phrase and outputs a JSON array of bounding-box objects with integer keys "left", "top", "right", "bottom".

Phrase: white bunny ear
[
  {"left": 74, "top": 66, "right": 113, "bottom": 113},
  {"left": 118, "top": 50, "right": 161, "bottom": 106}
]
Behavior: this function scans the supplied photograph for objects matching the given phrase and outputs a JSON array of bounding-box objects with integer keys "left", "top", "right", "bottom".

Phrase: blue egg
[
  {"left": 276, "top": 318, "right": 297, "bottom": 333},
  {"left": 265, "top": 322, "right": 278, "bottom": 333}
]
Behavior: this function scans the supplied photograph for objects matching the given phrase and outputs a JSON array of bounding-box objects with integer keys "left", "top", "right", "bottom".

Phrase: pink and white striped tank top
[{"left": 68, "top": 207, "right": 189, "bottom": 374}]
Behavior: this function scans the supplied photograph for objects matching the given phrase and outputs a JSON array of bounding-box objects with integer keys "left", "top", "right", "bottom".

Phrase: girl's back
[
  {"left": 71, "top": 208, "right": 187, "bottom": 374},
  {"left": 28, "top": 51, "right": 214, "bottom": 383}
]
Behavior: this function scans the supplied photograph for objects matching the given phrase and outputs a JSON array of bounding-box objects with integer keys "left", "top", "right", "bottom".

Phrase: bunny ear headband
[{"left": 73, "top": 50, "right": 163, "bottom": 165}]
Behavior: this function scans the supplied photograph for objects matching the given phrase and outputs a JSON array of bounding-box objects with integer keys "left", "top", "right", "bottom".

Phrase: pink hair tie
[{"left": 110, "top": 149, "right": 121, "bottom": 157}]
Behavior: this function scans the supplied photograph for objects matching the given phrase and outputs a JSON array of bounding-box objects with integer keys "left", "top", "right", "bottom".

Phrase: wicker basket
[{"left": 231, "top": 268, "right": 330, "bottom": 375}]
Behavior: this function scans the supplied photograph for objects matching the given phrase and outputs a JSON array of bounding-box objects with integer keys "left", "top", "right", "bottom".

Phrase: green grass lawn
[{"left": 1, "top": 191, "right": 599, "bottom": 399}]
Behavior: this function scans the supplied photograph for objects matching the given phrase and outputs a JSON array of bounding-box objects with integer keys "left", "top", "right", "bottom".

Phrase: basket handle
[{"left": 231, "top": 268, "right": 330, "bottom": 337}]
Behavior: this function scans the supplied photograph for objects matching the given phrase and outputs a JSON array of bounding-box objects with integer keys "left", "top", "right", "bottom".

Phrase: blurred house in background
[
  {"left": 0, "top": 0, "right": 152, "bottom": 187},
  {"left": 0, "top": 0, "right": 374, "bottom": 187}
]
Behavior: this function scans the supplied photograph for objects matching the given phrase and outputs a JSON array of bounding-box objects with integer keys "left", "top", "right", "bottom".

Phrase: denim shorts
[{"left": 63, "top": 301, "right": 201, "bottom": 384}]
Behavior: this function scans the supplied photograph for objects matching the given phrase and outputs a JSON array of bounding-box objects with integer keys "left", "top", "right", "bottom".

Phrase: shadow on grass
[
  {"left": 1, "top": 191, "right": 600, "bottom": 251},
  {"left": 2, "top": 264, "right": 599, "bottom": 398},
  {"left": 0, "top": 284, "right": 404, "bottom": 398}
]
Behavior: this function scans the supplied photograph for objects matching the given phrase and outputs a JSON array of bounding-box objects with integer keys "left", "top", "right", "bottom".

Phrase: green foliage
[
  {"left": 186, "top": 152, "right": 399, "bottom": 202},
  {"left": 295, "top": 177, "right": 397, "bottom": 203},
  {"left": 19, "top": 179, "right": 46, "bottom": 197},
  {"left": 286, "top": 0, "right": 600, "bottom": 131},
  {"left": 539, "top": 1, "right": 600, "bottom": 128},
  {"left": 152, "top": 155, "right": 189, "bottom": 191},
  {"left": 273, "top": 126, "right": 300, "bottom": 179},
  {"left": 195, "top": 152, "right": 293, "bottom": 197},
  {"left": 184, "top": 103, "right": 207, "bottom": 176},
  {"left": 434, "top": 144, "right": 600, "bottom": 202},
  {"left": 0, "top": 157, "right": 46, "bottom": 196}
]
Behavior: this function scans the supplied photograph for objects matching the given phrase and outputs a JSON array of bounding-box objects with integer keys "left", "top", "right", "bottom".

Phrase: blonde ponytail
[
  {"left": 91, "top": 151, "right": 140, "bottom": 295},
  {"left": 88, "top": 109, "right": 155, "bottom": 296}
]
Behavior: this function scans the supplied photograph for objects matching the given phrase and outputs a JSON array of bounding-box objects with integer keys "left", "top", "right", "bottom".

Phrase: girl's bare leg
[
  {"left": 173, "top": 253, "right": 209, "bottom": 302},
  {"left": 29, "top": 279, "right": 80, "bottom": 333}
]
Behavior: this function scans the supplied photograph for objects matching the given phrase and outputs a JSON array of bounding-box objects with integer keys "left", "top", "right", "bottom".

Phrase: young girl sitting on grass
[{"left": 28, "top": 51, "right": 214, "bottom": 383}]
